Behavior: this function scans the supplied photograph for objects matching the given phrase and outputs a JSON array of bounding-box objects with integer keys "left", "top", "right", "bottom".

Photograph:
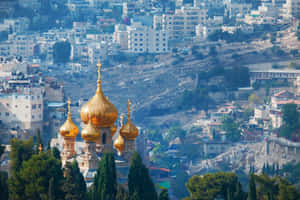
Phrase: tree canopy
[
  {"left": 53, "top": 41, "right": 71, "bottom": 64},
  {"left": 280, "top": 103, "right": 300, "bottom": 140}
]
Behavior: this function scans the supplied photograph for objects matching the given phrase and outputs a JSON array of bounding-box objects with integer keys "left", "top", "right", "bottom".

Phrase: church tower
[
  {"left": 59, "top": 99, "right": 79, "bottom": 166},
  {"left": 80, "top": 60, "right": 118, "bottom": 170},
  {"left": 119, "top": 99, "right": 139, "bottom": 161}
]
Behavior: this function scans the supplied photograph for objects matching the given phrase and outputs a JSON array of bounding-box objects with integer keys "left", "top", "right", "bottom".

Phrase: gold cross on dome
[
  {"left": 127, "top": 99, "right": 131, "bottom": 118},
  {"left": 97, "top": 60, "right": 102, "bottom": 82},
  {"left": 120, "top": 114, "right": 124, "bottom": 127},
  {"left": 67, "top": 98, "right": 71, "bottom": 118}
]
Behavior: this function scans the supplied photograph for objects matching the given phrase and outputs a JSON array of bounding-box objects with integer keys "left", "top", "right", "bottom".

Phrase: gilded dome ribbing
[
  {"left": 80, "top": 61, "right": 118, "bottom": 127},
  {"left": 120, "top": 100, "right": 139, "bottom": 140},
  {"left": 59, "top": 99, "right": 79, "bottom": 139}
]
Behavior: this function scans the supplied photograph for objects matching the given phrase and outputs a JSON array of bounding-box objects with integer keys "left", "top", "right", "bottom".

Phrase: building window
[
  {"left": 32, "top": 115, "right": 35, "bottom": 119},
  {"left": 140, "top": 48, "right": 143, "bottom": 51},
  {"left": 5, "top": 112, "right": 9, "bottom": 116},
  {"left": 6, "top": 103, "right": 9, "bottom": 107},
  {"left": 140, "top": 33, "right": 143, "bottom": 36},
  {"left": 140, "top": 43, "right": 143, "bottom": 46},
  {"left": 102, "top": 133, "right": 106, "bottom": 144},
  {"left": 32, "top": 105, "right": 36, "bottom": 109},
  {"left": 140, "top": 38, "right": 143, "bottom": 41},
  {"left": 38, "top": 104, "right": 41, "bottom": 109}
]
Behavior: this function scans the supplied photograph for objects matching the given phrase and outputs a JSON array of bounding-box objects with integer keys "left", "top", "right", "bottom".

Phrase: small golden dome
[
  {"left": 120, "top": 100, "right": 139, "bottom": 140},
  {"left": 81, "top": 119, "right": 101, "bottom": 142},
  {"left": 114, "top": 135, "right": 124, "bottom": 153},
  {"left": 110, "top": 124, "right": 117, "bottom": 137},
  {"left": 80, "top": 61, "right": 118, "bottom": 127},
  {"left": 59, "top": 99, "right": 79, "bottom": 139}
]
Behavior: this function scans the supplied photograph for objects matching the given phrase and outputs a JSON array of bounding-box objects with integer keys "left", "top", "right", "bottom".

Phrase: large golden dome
[
  {"left": 59, "top": 99, "right": 79, "bottom": 139},
  {"left": 120, "top": 100, "right": 139, "bottom": 140},
  {"left": 114, "top": 135, "right": 124, "bottom": 153},
  {"left": 81, "top": 119, "right": 101, "bottom": 142},
  {"left": 80, "top": 61, "right": 118, "bottom": 127}
]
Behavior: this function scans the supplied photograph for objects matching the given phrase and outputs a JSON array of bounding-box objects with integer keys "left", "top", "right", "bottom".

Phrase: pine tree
[
  {"left": 9, "top": 137, "right": 34, "bottom": 200},
  {"left": 159, "top": 189, "right": 169, "bottom": 200},
  {"left": 128, "top": 152, "right": 157, "bottom": 200},
  {"left": 248, "top": 174, "right": 257, "bottom": 200},
  {"left": 63, "top": 161, "right": 87, "bottom": 200},
  {"left": 94, "top": 153, "right": 117, "bottom": 200},
  {"left": 15, "top": 152, "right": 65, "bottom": 200}
]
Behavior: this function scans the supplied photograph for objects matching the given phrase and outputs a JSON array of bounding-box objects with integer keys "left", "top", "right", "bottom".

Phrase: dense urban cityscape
[{"left": 0, "top": 0, "right": 300, "bottom": 199}]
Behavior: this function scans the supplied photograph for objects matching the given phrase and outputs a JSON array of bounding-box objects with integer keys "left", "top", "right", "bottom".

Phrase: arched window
[{"left": 102, "top": 133, "right": 106, "bottom": 144}]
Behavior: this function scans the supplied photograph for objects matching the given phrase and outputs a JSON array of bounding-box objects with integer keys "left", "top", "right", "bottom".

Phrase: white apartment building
[
  {"left": 195, "top": 24, "right": 221, "bottom": 39},
  {"left": 0, "top": 58, "right": 27, "bottom": 74},
  {"left": 114, "top": 24, "right": 129, "bottom": 50},
  {"left": 160, "top": 7, "right": 207, "bottom": 40},
  {"left": 225, "top": 3, "right": 252, "bottom": 18},
  {"left": 88, "top": 41, "right": 108, "bottom": 64},
  {"left": 0, "top": 87, "right": 43, "bottom": 131},
  {"left": 8, "top": 34, "right": 35, "bottom": 58},
  {"left": 285, "top": 0, "right": 300, "bottom": 18},
  {"left": 127, "top": 23, "right": 169, "bottom": 53},
  {"left": 123, "top": 2, "right": 136, "bottom": 17}
]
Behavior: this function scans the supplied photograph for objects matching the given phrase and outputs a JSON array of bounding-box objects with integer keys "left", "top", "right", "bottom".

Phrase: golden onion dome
[
  {"left": 120, "top": 100, "right": 139, "bottom": 140},
  {"left": 81, "top": 118, "right": 101, "bottom": 142},
  {"left": 110, "top": 124, "right": 117, "bottom": 137},
  {"left": 80, "top": 61, "right": 118, "bottom": 127},
  {"left": 59, "top": 99, "right": 79, "bottom": 139},
  {"left": 114, "top": 135, "right": 124, "bottom": 153}
]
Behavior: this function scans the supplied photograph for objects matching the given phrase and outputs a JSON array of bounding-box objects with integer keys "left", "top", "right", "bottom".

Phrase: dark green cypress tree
[
  {"left": 128, "top": 152, "right": 157, "bottom": 200},
  {"left": 63, "top": 161, "right": 87, "bottom": 200},
  {"left": 248, "top": 174, "right": 257, "bottom": 200},
  {"left": 52, "top": 147, "right": 61, "bottom": 160},
  {"left": 94, "top": 153, "right": 117, "bottom": 200},
  {"left": 0, "top": 144, "right": 5, "bottom": 157},
  {"left": 48, "top": 177, "right": 55, "bottom": 200},
  {"left": 0, "top": 171, "right": 8, "bottom": 200},
  {"left": 159, "top": 189, "right": 170, "bottom": 200},
  {"left": 36, "top": 129, "right": 42, "bottom": 153},
  {"left": 116, "top": 184, "right": 129, "bottom": 200}
]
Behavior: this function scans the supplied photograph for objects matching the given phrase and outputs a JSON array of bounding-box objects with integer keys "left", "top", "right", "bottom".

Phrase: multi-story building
[
  {"left": 225, "top": 3, "right": 252, "bottom": 18},
  {"left": 127, "top": 22, "right": 169, "bottom": 53},
  {"left": 0, "top": 57, "right": 27, "bottom": 74},
  {"left": 0, "top": 87, "right": 43, "bottom": 132},
  {"left": 88, "top": 42, "right": 108, "bottom": 64},
  {"left": 8, "top": 34, "right": 35, "bottom": 58},
  {"left": 285, "top": 0, "right": 300, "bottom": 18},
  {"left": 114, "top": 24, "right": 129, "bottom": 50},
  {"left": 160, "top": 7, "right": 207, "bottom": 40}
]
